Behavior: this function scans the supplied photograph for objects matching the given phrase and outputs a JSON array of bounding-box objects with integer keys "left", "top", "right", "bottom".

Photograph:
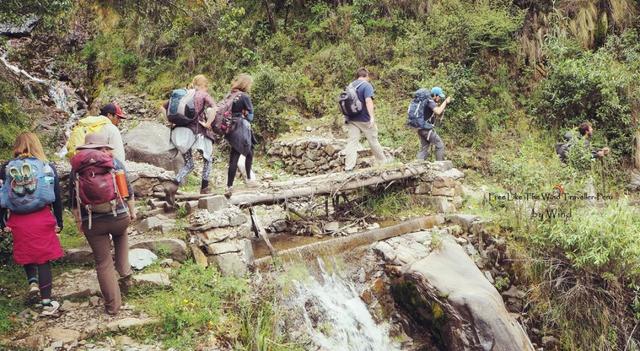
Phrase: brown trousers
[{"left": 82, "top": 214, "right": 132, "bottom": 315}]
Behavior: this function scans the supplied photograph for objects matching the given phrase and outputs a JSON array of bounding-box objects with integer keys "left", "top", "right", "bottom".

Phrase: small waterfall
[
  {"left": 0, "top": 50, "right": 86, "bottom": 157},
  {"left": 293, "top": 259, "right": 400, "bottom": 351}
]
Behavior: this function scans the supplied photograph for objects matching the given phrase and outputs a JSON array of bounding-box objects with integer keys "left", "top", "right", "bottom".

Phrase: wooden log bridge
[{"left": 225, "top": 161, "right": 453, "bottom": 207}]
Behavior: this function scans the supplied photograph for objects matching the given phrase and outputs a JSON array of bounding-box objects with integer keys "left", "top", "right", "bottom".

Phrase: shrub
[
  {"left": 533, "top": 200, "right": 640, "bottom": 277},
  {"left": 0, "top": 80, "right": 30, "bottom": 159},
  {"left": 520, "top": 201, "right": 640, "bottom": 350},
  {"left": 533, "top": 42, "right": 639, "bottom": 158}
]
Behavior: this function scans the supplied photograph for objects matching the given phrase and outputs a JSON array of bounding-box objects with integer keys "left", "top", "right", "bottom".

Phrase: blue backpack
[
  {"left": 0, "top": 158, "right": 56, "bottom": 214},
  {"left": 407, "top": 88, "right": 434, "bottom": 129},
  {"left": 166, "top": 88, "right": 197, "bottom": 127}
]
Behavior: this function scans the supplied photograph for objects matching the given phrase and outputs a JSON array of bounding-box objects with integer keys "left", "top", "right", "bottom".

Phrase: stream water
[
  {"left": 293, "top": 259, "right": 400, "bottom": 351},
  {"left": 0, "top": 49, "right": 85, "bottom": 156}
]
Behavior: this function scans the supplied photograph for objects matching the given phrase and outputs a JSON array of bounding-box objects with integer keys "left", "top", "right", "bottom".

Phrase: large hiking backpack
[
  {"left": 167, "top": 88, "right": 198, "bottom": 127},
  {"left": 212, "top": 92, "right": 241, "bottom": 136},
  {"left": 407, "top": 88, "right": 434, "bottom": 129},
  {"left": 70, "top": 149, "right": 125, "bottom": 228},
  {"left": 65, "top": 116, "right": 112, "bottom": 159},
  {"left": 338, "top": 81, "right": 365, "bottom": 118},
  {"left": 0, "top": 158, "right": 56, "bottom": 214}
]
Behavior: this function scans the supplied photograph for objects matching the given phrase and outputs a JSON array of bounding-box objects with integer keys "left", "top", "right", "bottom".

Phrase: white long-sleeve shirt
[{"left": 98, "top": 123, "right": 126, "bottom": 163}]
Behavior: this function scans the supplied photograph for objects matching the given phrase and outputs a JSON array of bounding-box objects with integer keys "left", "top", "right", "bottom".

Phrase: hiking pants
[
  {"left": 175, "top": 149, "right": 212, "bottom": 189},
  {"left": 24, "top": 262, "right": 52, "bottom": 300},
  {"left": 227, "top": 149, "right": 253, "bottom": 187},
  {"left": 417, "top": 128, "right": 444, "bottom": 161},
  {"left": 344, "top": 121, "right": 387, "bottom": 171},
  {"left": 82, "top": 214, "right": 131, "bottom": 315}
]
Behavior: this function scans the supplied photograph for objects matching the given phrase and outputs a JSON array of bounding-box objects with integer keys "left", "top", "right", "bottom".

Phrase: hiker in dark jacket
[
  {"left": 556, "top": 121, "right": 610, "bottom": 163},
  {"left": 225, "top": 73, "right": 258, "bottom": 198},
  {"left": 416, "top": 87, "right": 451, "bottom": 161},
  {"left": 164, "top": 74, "right": 217, "bottom": 203},
  {"left": 0, "top": 132, "right": 64, "bottom": 315}
]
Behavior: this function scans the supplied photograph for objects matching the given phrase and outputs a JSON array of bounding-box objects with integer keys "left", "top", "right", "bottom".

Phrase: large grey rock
[
  {"left": 398, "top": 237, "right": 534, "bottom": 351},
  {"left": 46, "top": 328, "right": 80, "bottom": 345},
  {"left": 123, "top": 121, "right": 184, "bottom": 172},
  {"left": 133, "top": 273, "right": 171, "bottom": 287},
  {"left": 199, "top": 195, "right": 230, "bottom": 213},
  {"left": 447, "top": 214, "right": 481, "bottom": 232},
  {"left": 130, "top": 238, "right": 188, "bottom": 262},
  {"left": 416, "top": 195, "right": 455, "bottom": 213},
  {"left": 63, "top": 247, "right": 93, "bottom": 264},
  {"left": 129, "top": 248, "right": 158, "bottom": 270},
  {"left": 210, "top": 253, "right": 248, "bottom": 277},
  {"left": 209, "top": 239, "right": 253, "bottom": 277},
  {"left": 0, "top": 15, "right": 40, "bottom": 37}
]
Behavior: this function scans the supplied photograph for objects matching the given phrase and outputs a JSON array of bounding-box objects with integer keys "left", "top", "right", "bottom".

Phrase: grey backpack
[{"left": 338, "top": 81, "right": 365, "bottom": 117}]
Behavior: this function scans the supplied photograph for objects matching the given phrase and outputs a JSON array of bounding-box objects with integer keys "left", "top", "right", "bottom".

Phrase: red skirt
[{"left": 7, "top": 207, "right": 64, "bottom": 265}]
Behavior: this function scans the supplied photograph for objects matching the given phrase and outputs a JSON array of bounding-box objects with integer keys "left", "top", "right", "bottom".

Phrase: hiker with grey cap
[
  {"left": 407, "top": 87, "right": 452, "bottom": 161},
  {"left": 69, "top": 133, "right": 135, "bottom": 315}
]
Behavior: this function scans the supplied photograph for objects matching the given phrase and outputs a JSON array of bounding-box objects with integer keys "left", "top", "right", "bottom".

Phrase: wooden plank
[{"left": 249, "top": 207, "right": 277, "bottom": 257}]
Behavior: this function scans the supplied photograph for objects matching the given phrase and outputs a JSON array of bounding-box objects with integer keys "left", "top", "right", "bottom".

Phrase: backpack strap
[{"left": 351, "top": 80, "right": 366, "bottom": 91}]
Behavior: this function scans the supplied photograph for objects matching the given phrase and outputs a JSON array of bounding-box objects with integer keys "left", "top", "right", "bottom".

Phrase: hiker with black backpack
[
  {"left": 408, "top": 87, "right": 451, "bottom": 161},
  {"left": 0, "top": 132, "right": 64, "bottom": 316},
  {"left": 339, "top": 67, "right": 387, "bottom": 171},
  {"left": 556, "top": 121, "right": 610, "bottom": 163},
  {"left": 163, "top": 74, "right": 217, "bottom": 203},
  {"left": 221, "top": 73, "right": 259, "bottom": 198},
  {"left": 69, "top": 133, "right": 136, "bottom": 316}
]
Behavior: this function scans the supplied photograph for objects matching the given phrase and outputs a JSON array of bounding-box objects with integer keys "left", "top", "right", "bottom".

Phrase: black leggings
[
  {"left": 227, "top": 149, "right": 253, "bottom": 187},
  {"left": 24, "top": 262, "right": 52, "bottom": 300}
]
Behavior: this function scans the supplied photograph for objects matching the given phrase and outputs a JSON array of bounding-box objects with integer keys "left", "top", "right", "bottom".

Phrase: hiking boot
[
  {"left": 245, "top": 179, "right": 259, "bottom": 188},
  {"left": 163, "top": 180, "right": 179, "bottom": 207},
  {"left": 27, "top": 282, "right": 39, "bottom": 302},
  {"left": 41, "top": 300, "right": 60, "bottom": 316},
  {"left": 200, "top": 186, "right": 211, "bottom": 195},
  {"left": 224, "top": 186, "right": 233, "bottom": 199},
  {"left": 118, "top": 275, "right": 133, "bottom": 295}
]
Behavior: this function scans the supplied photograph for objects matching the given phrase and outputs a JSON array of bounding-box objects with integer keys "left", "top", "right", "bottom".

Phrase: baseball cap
[
  {"left": 100, "top": 102, "right": 127, "bottom": 119},
  {"left": 431, "top": 87, "right": 446, "bottom": 99}
]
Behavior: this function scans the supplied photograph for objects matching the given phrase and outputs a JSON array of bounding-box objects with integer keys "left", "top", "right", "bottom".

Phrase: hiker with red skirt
[
  {"left": 69, "top": 133, "right": 136, "bottom": 316},
  {"left": 0, "top": 132, "right": 64, "bottom": 315}
]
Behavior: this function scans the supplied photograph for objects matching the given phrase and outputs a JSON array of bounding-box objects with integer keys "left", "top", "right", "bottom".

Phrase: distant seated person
[{"left": 556, "top": 121, "right": 610, "bottom": 163}]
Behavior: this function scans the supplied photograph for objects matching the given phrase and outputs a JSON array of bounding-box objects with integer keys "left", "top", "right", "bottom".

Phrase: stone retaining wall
[
  {"left": 267, "top": 137, "right": 397, "bottom": 175},
  {"left": 188, "top": 195, "right": 255, "bottom": 276}
]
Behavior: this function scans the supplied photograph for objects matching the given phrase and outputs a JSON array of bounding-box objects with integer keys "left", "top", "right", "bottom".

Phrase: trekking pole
[{"left": 600, "top": 157, "right": 606, "bottom": 198}]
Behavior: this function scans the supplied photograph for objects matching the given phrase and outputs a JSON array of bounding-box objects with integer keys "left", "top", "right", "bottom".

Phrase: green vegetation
[
  {"left": 0, "top": 80, "right": 31, "bottom": 160},
  {"left": 0, "top": 263, "right": 25, "bottom": 334},
  {"left": 58, "top": 210, "right": 85, "bottom": 249},
  {"left": 131, "top": 262, "right": 302, "bottom": 350}
]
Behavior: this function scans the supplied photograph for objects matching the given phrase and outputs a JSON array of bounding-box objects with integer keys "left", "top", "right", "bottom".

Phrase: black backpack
[{"left": 338, "top": 81, "right": 365, "bottom": 117}]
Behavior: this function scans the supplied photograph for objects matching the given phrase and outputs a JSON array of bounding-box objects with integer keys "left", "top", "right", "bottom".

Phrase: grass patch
[
  {"left": 0, "top": 263, "right": 26, "bottom": 335},
  {"left": 130, "top": 262, "right": 301, "bottom": 350},
  {"left": 58, "top": 210, "right": 86, "bottom": 249},
  {"left": 363, "top": 189, "right": 430, "bottom": 219}
]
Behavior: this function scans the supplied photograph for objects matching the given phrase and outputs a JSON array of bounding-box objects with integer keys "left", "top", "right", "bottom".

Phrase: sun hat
[{"left": 76, "top": 133, "right": 114, "bottom": 150}]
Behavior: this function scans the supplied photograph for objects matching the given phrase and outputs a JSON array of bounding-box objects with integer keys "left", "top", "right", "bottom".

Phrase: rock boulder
[
  {"left": 376, "top": 232, "right": 534, "bottom": 351},
  {"left": 123, "top": 121, "right": 184, "bottom": 172}
]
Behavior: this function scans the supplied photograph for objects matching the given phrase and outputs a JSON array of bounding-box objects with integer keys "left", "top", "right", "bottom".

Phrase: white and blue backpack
[{"left": 0, "top": 158, "right": 56, "bottom": 214}]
